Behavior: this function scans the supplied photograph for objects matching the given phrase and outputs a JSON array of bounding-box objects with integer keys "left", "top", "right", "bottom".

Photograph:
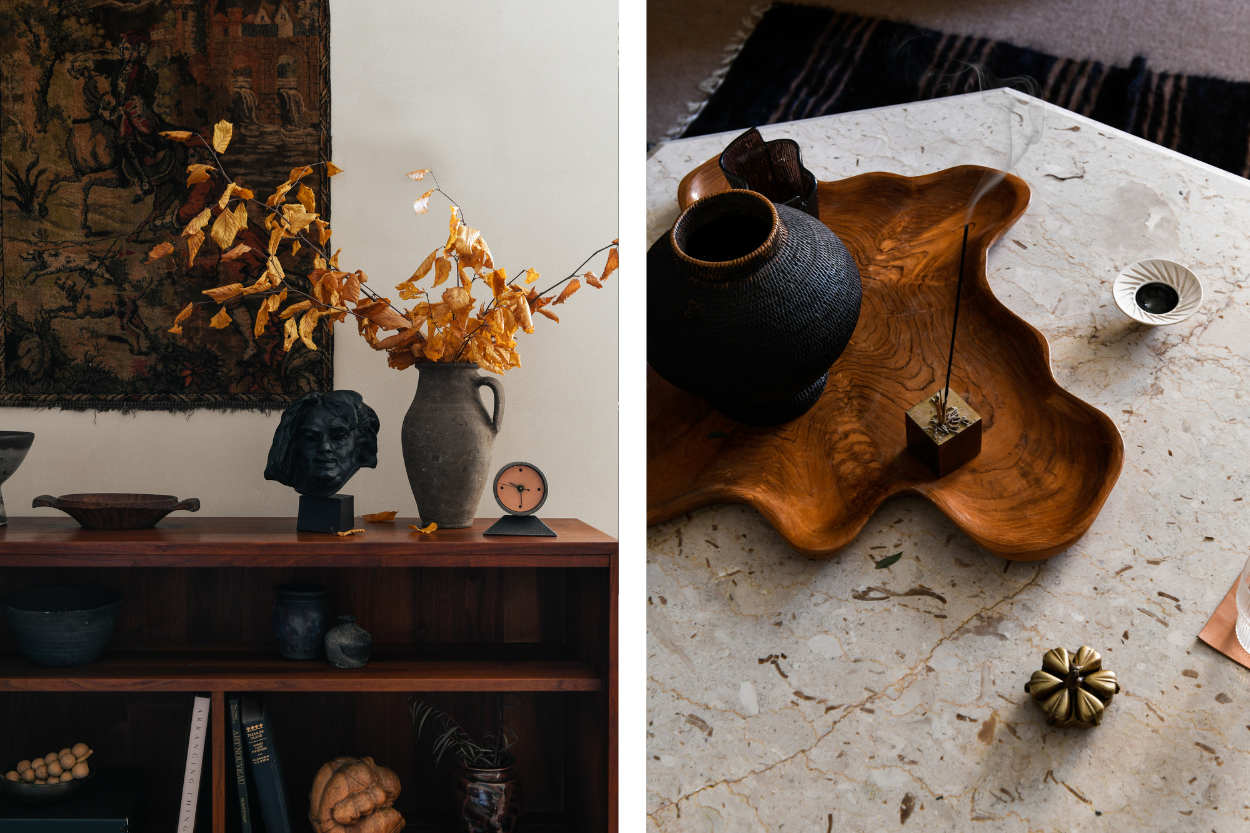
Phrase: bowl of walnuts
[{"left": 1, "top": 744, "right": 93, "bottom": 804}]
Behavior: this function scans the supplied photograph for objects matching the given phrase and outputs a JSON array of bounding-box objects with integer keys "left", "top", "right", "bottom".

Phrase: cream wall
[{"left": 1, "top": 0, "right": 619, "bottom": 536}]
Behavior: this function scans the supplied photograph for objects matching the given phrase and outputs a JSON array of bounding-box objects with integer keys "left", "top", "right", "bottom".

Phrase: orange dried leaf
[
  {"left": 442, "top": 286, "right": 472, "bottom": 312},
  {"left": 184, "top": 207, "right": 212, "bottom": 236},
  {"left": 209, "top": 306, "right": 231, "bottom": 329},
  {"left": 410, "top": 250, "right": 438, "bottom": 283},
  {"left": 168, "top": 302, "right": 195, "bottom": 334},
  {"left": 205, "top": 283, "right": 245, "bottom": 303},
  {"left": 147, "top": 242, "right": 175, "bottom": 263},
  {"left": 432, "top": 257, "right": 452, "bottom": 288},
  {"left": 514, "top": 295, "right": 534, "bottom": 333},
  {"left": 297, "top": 184, "right": 316, "bottom": 215},
  {"left": 343, "top": 272, "right": 363, "bottom": 304},
  {"left": 387, "top": 347, "right": 418, "bottom": 369},
  {"left": 325, "top": 162, "right": 344, "bottom": 176},
  {"left": 186, "top": 164, "right": 214, "bottom": 186},
  {"left": 585, "top": 272, "right": 603, "bottom": 289},
  {"left": 221, "top": 244, "right": 252, "bottom": 262},
  {"left": 210, "top": 203, "right": 243, "bottom": 250},
  {"left": 283, "top": 315, "right": 299, "bottom": 351},
  {"left": 553, "top": 278, "right": 580, "bottom": 305},
  {"left": 537, "top": 308, "right": 560, "bottom": 323},
  {"left": 362, "top": 511, "right": 398, "bottom": 523},
  {"left": 409, "top": 522, "right": 437, "bottom": 533},
  {"left": 524, "top": 268, "right": 540, "bottom": 284},
  {"left": 161, "top": 130, "right": 196, "bottom": 142},
  {"left": 372, "top": 325, "right": 426, "bottom": 352},
  {"left": 413, "top": 188, "right": 434, "bottom": 215},
  {"left": 281, "top": 203, "right": 317, "bottom": 234},
  {"left": 212, "top": 120, "right": 233, "bottom": 153},
  {"left": 406, "top": 169, "right": 431, "bottom": 181},
  {"left": 601, "top": 247, "right": 618, "bottom": 282},
  {"left": 254, "top": 304, "right": 271, "bottom": 337},
  {"left": 280, "top": 300, "right": 314, "bottom": 319},
  {"left": 313, "top": 218, "right": 332, "bottom": 246},
  {"left": 298, "top": 309, "right": 321, "bottom": 351},
  {"left": 334, "top": 528, "right": 365, "bottom": 537},
  {"left": 288, "top": 165, "right": 311, "bottom": 183},
  {"left": 186, "top": 230, "right": 205, "bottom": 266}
]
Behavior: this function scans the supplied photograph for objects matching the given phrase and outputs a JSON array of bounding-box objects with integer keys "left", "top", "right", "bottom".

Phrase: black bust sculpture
[{"left": 265, "top": 390, "right": 380, "bottom": 498}]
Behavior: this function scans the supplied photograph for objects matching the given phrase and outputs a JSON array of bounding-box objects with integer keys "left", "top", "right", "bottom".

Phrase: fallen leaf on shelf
[
  {"left": 409, "top": 522, "right": 438, "bottom": 534},
  {"left": 334, "top": 528, "right": 366, "bottom": 537},
  {"left": 362, "top": 511, "right": 398, "bottom": 523}
]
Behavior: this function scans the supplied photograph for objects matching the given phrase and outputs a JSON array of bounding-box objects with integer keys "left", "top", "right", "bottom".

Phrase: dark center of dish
[{"left": 1135, "top": 282, "right": 1179, "bottom": 314}]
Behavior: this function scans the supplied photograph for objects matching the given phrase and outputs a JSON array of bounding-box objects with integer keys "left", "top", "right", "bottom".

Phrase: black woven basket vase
[{"left": 648, "top": 189, "right": 862, "bottom": 426}]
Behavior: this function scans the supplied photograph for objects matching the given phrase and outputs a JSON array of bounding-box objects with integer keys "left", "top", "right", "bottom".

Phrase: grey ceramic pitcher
[{"left": 401, "top": 362, "right": 504, "bottom": 528}]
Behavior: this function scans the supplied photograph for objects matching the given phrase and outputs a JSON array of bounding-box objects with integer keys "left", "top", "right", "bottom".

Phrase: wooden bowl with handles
[{"left": 31, "top": 494, "right": 201, "bottom": 530}]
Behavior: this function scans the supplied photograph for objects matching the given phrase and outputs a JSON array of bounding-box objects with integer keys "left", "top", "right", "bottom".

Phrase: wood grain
[
  {"left": 1198, "top": 579, "right": 1250, "bottom": 671},
  {"left": 0, "top": 649, "right": 602, "bottom": 692},
  {"left": 649, "top": 160, "right": 1124, "bottom": 560},
  {"left": 0, "top": 517, "right": 614, "bottom": 567}
]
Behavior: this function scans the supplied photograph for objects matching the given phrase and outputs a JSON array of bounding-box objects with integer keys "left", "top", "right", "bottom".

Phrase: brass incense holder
[
  {"left": 905, "top": 390, "right": 982, "bottom": 477},
  {"left": 1024, "top": 646, "right": 1120, "bottom": 729}
]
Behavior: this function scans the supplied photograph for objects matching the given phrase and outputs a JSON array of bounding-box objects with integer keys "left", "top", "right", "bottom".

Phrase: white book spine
[{"left": 178, "top": 695, "right": 212, "bottom": 833}]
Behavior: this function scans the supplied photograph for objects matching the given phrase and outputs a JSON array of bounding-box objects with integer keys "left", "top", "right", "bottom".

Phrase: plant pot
[
  {"left": 272, "top": 583, "right": 329, "bottom": 660},
  {"left": 453, "top": 758, "right": 522, "bottom": 833},
  {"left": 401, "top": 362, "right": 504, "bottom": 529},
  {"left": 647, "top": 188, "right": 862, "bottom": 426}
]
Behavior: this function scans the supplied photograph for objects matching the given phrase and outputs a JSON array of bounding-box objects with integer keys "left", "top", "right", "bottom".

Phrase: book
[
  {"left": 178, "top": 695, "right": 211, "bottom": 833},
  {"left": 227, "top": 695, "right": 253, "bottom": 833},
  {"left": 0, "top": 767, "right": 148, "bottom": 832},
  {"left": 241, "top": 696, "right": 291, "bottom": 833}
]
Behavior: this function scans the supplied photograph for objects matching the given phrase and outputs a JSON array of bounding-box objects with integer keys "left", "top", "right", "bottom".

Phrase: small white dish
[{"left": 1112, "top": 258, "right": 1203, "bottom": 326}]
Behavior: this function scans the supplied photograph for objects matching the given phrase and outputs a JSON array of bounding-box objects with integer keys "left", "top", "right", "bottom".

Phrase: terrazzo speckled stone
[{"left": 646, "top": 90, "right": 1250, "bottom": 832}]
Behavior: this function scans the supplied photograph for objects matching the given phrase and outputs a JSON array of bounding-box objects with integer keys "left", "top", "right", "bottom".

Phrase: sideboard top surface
[{"left": 0, "top": 517, "right": 616, "bottom": 567}]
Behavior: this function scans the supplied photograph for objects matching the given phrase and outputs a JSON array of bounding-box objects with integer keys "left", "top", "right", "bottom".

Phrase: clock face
[{"left": 492, "top": 462, "right": 548, "bottom": 516}]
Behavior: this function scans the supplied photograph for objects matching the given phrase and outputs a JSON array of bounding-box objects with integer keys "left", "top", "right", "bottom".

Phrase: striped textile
[{"left": 683, "top": 4, "right": 1250, "bottom": 178}]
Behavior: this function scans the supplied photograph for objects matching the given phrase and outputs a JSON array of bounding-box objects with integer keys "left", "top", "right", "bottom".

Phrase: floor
[{"left": 648, "top": 0, "right": 1250, "bottom": 146}]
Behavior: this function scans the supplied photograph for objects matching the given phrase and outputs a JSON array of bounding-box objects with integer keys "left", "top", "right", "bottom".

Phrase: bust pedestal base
[{"left": 297, "top": 494, "right": 355, "bottom": 534}]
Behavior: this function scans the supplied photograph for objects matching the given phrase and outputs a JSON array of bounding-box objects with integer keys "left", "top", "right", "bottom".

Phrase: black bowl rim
[
  {"left": 50, "top": 493, "right": 180, "bottom": 508},
  {"left": 0, "top": 586, "right": 124, "bottom": 614}
]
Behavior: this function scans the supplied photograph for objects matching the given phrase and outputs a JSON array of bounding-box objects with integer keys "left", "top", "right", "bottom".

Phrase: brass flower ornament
[{"left": 1024, "top": 646, "right": 1120, "bottom": 729}]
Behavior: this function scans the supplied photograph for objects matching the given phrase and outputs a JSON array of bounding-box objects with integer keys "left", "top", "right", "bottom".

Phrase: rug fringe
[{"left": 662, "top": 4, "right": 771, "bottom": 144}]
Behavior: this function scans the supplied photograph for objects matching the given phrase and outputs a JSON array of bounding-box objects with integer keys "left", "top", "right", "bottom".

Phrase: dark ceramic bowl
[
  {"left": 31, "top": 493, "right": 200, "bottom": 530},
  {"left": 0, "top": 767, "right": 95, "bottom": 804},
  {"left": 1, "top": 587, "right": 123, "bottom": 667}
]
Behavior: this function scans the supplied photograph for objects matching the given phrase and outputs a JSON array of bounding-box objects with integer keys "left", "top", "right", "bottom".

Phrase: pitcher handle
[
  {"left": 475, "top": 375, "right": 505, "bottom": 435},
  {"left": 32, "top": 495, "right": 59, "bottom": 509}
]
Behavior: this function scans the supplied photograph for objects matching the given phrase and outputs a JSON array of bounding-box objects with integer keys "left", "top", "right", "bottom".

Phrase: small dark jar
[
  {"left": 647, "top": 189, "right": 862, "bottom": 426},
  {"left": 272, "top": 582, "right": 330, "bottom": 660},
  {"left": 324, "top": 614, "right": 372, "bottom": 669}
]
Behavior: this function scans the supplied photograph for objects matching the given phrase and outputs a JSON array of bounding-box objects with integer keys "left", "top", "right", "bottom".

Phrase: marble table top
[{"left": 646, "top": 90, "right": 1250, "bottom": 831}]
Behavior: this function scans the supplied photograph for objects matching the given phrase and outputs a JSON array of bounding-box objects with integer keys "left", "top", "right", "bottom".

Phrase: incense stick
[{"left": 941, "top": 224, "right": 970, "bottom": 416}]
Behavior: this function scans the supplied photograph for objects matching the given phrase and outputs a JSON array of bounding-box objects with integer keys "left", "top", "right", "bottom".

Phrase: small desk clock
[{"left": 483, "top": 462, "right": 557, "bottom": 537}]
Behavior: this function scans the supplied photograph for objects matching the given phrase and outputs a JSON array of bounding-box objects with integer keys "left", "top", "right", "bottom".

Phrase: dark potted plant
[{"left": 411, "top": 697, "right": 522, "bottom": 833}]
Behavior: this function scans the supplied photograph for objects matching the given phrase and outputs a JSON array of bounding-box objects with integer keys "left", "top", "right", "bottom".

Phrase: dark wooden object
[
  {"left": 904, "top": 390, "right": 982, "bottom": 477},
  {"left": 30, "top": 494, "right": 200, "bottom": 530},
  {"left": 648, "top": 160, "right": 1124, "bottom": 561},
  {"left": 0, "top": 517, "right": 617, "bottom": 832}
]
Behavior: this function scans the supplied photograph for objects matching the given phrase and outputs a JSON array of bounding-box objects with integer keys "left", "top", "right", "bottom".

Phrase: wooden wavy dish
[{"left": 647, "top": 160, "right": 1123, "bottom": 560}]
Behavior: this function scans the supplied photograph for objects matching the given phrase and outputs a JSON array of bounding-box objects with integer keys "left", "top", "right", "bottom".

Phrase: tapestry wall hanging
[{"left": 0, "top": 0, "right": 332, "bottom": 410}]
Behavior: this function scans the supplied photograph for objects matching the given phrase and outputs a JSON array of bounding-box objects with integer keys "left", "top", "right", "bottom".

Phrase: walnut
[{"left": 308, "top": 756, "right": 404, "bottom": 833}]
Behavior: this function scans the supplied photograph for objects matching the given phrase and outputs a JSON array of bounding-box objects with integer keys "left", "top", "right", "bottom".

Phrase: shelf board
[
  {"left": 0, "top": 517, "right": 615, "bottom": 567},
  {"left": 0, "top": 645, "right": 603, "bottom": 692}
]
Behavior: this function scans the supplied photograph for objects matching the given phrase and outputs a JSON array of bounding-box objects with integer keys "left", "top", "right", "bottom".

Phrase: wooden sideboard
[{"left": 0, "top": 517, "right": 617, "bottom": 832}]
